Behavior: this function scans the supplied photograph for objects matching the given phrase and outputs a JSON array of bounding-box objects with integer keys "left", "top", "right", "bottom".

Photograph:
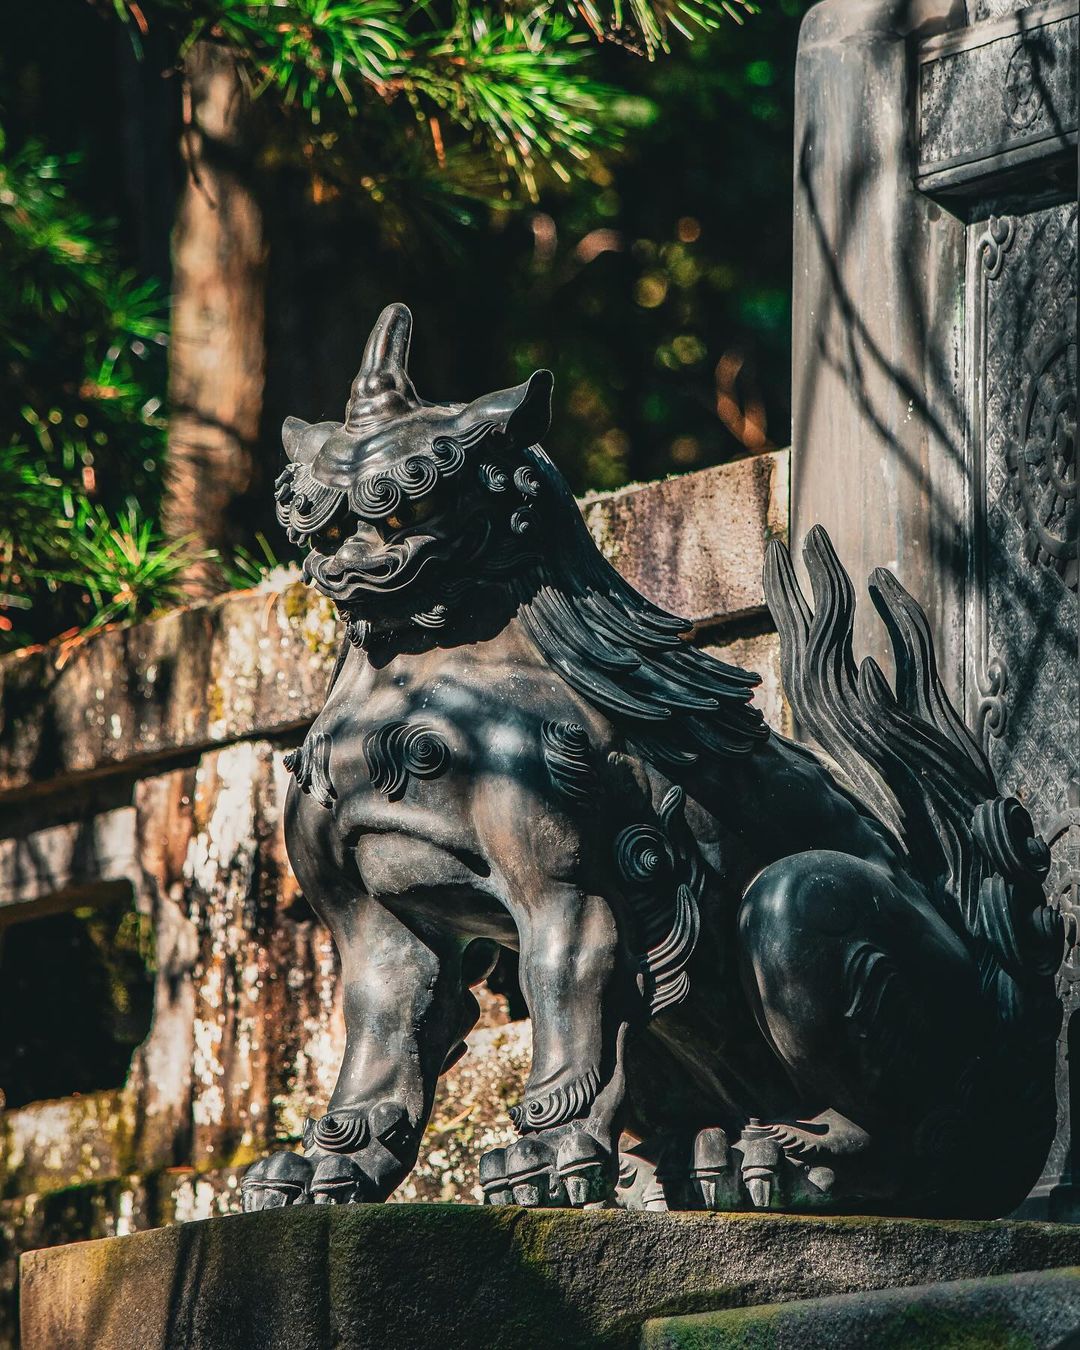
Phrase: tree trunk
[{"left": 165, "top": 41, "right": 267, "bottom": 596}]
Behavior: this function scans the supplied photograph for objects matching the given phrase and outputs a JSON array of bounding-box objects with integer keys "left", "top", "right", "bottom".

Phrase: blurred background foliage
[{"left": 0, "top": 0, "right": 808, "bottom": 652}]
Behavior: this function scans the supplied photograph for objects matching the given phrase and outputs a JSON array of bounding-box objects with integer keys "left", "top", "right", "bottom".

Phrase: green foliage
[
  {"left": 222, "top": 531, "right": 284, "bottom": 589},
  {"left": 208, "top": 0, "right": 411, "bottom": 109},
  {"left": 0, "top": 127, "right": 170, "bottom": 648},
  {"left": 410, "top": 8, "right": 619, "bottom": 195},
  {"left": 108, "top": 0, "right": 757, "bottom": 201},
  {"left": 51, "top": 502, "right": 211, "bottom": 630}
]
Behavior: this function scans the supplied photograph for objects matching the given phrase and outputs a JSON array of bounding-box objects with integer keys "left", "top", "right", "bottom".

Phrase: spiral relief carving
[
  {"left": 540, "top": 720, "right": 598, "bottom": 806},
  {"left": 312, "top": 1112, "right": 370, "bottom": 1154},
  {"left": 348, "top": 436, "right": 469, "bottom": 522},
  {"left": 614, "top": 787, "right": 704, "bottom": 1016},
  {"left": 615, "top": 823, "right": 674, "bottom": 886},
  {"left": 479, "top": 463, "right": 509, "bottom": 493},
  {"left": 284, "top": 731, "right": 336, "bottom": 810},
  {"left": 513, "top": 465, "right": 540, "bottom": 498},
  {"left": 363, "top": 720, "right": 451, "bottom": 801},
  {"left": 972, "top": 796, "right": 1051, "bottom": 885},
  {"left": 509, "top": 1067, "right": 601, "bottom": 1132}
]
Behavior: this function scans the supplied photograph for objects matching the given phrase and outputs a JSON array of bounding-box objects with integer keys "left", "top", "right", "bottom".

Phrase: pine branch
[
  {"left": 569, "top": 0, "right": 759, "bottom": 56},
  {"left": 407, "top": 8, "right": 620, "bottom": 196},
  {"left": 104, "top": 0, "right": 765, "bottom": 196},
  {"left": 207, "top": 0, "right": 412, "bottom": 116}
]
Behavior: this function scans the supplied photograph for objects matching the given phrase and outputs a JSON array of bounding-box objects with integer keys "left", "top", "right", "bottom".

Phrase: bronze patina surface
[{"left": 243, "top": 303, "right": 1063, "bottom": 1219}]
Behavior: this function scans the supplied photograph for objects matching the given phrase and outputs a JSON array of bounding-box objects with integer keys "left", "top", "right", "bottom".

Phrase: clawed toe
[
  {"left": 242, "top": 1152, "right": 313, "bottom": 1211},
  {"left": 644, "top": 1126, "right": 739, "bottom": 1211},
  {"left": 311, "top": 1154, "right": 377, "bottom": 1204},
  {"left": 624, "top": 1121, "right": 844, "bottom": 1213},
  {"left": 479, "top": 1130, "right": 613, "bottom": 1209}
]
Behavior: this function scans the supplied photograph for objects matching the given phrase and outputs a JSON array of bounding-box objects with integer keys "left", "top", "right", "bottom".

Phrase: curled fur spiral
[
  {"left": 509, "top": 1068, "right": 601, "bottom": 1133},
  {"left": 479, "top": 463, "right": 509, "bottom": 492},
  {"left": 412, "top": 604, "right": 449, "bottom": 629},
  {"left": 364, "top": 720, "right": 451, "bottom": 802},
  {"left": 432, "top": 437, "right": 467, "bottom": 474},
  {"left": 615, "top": 823, "right": 673, "bottom": 885},
  {"left": 352, "top": 473, "right": 402, "bottom": 520},
  {"left": 972, "top": 797, "right": 1051, "bottom": 884},
  {"left": 284, "top": 731, "right": 336, "bottom": 810},
  {"left": 513, "top": 465, "right": 540, "bottom": 498},
  {"left": 396, "top": 454, "right": 440, "bottom": 496},
  {"left": 313, "top": 1112, "right": 369, "bottom": 1154},
  {"left": 540, "top": 720, "right": 596, "bottom": 805}
]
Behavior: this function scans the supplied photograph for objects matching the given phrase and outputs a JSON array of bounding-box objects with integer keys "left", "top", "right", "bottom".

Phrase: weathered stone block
[
  {"left": 20, "top": 1208, "right": 1080, "bottom": 1350},
  {"left": 582, "top": 452, "right": 788, "bottom": 632},
  {"left": 641, "top": 1267, "right": 1080, "bottom": 1348},
  {"left": 0, "top": 582, "right": 339, "bottom": 802}
]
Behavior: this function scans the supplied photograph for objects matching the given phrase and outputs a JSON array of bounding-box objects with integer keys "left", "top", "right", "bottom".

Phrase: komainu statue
[{"left": 242, "top": 304, "right": 1064, "bottom": 1219}]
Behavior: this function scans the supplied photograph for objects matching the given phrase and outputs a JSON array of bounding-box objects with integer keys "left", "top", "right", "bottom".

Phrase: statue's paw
[
  {"left": 297, "top": 1099, "right": 413, "bottom": 1203},
  {"left": 241, "top": 1151, "right": 313, "bottom": 1212},
  {"left": 641, "top": 1126, "right": 740, "bottom": 1211},
  {"left": 479, "top": 1129, "right": 613, "bottom": 1209},
  {"left": 734, "top": 1118, "right": 843, "bottom": 1210},
  {"left": 306, "top": 1099, "right": 411, "bottom": 1156}
]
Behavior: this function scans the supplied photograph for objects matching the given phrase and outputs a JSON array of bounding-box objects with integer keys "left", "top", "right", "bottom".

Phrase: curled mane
[{"left": 514, "top": 447, "right": 769, "bottom": 769}]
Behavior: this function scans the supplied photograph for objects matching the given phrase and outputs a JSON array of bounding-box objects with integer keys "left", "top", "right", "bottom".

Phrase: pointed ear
[
  {"left": 282, "top": 417, "right": 339, "bottom": 466},
  {"left": 282, "top": 416, "right": 311, "bottom": 462},
  {"left": 463, "top": 370, "right": 553, "bottom": 447},
  {"left": 506, "top": 370, "right": 554, "bottom": 446}
]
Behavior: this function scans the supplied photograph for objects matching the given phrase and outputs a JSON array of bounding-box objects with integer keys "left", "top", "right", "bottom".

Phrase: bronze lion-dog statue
[{"left": 242, "top": 304, "right": 1063, "bottom": 1218}]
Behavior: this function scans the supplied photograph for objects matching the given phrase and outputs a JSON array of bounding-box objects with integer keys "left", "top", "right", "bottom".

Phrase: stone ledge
[
  {"left": 582, "top": 452, "right": 788, "bottom": 632},
  {"left": 0, "top": 453, "right": 788, "bottom": 803},
  {"left": 641, "top": 1267, "right": 1080, "bottom": 1348},
  {"left": 19, "top": 1205, "right": 1080, "bottom": 1350}
]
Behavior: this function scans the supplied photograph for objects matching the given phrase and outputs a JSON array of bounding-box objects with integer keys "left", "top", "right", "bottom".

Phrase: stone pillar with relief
[{"left": 792, "top": 0, "right": 1078, "bottom": 1217}]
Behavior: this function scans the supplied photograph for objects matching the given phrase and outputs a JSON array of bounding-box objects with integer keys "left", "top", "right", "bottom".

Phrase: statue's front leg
[
  {"left": 480, "top": 884, "right": 631, "bottom": 1209},
  {"left": 244, "top": 896, "right": 476, "bottom": 1210}
]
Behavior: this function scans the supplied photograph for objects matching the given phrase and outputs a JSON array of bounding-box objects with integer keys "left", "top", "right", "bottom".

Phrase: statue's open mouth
[{"left": 303, "top": 532, "right": 444, "bottom": 602}]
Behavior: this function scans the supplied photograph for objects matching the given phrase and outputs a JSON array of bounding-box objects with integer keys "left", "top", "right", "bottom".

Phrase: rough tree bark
[{"left": 165, "top": 41, "right": 267, "bottom": 596}]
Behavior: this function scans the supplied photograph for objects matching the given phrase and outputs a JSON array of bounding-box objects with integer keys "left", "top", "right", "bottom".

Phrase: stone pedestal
[{"left": 19, "top": 1206, "right": 1080, "bottom": 1349}]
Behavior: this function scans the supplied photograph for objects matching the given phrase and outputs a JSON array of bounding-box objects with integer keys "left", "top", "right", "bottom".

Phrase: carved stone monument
[
  {"left": 792, "top": 0, "right": 1078, "bottom": 1216},
  {"left": 239, "top": 302, "right": 1064, "bottom": 1220}
]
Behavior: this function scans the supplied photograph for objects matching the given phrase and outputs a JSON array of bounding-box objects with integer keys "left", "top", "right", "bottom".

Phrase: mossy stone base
[
  {"left": 642, "top": 1267, "right": 1080, "bottom": 1349},
  {"left": 20, "top": 1205, "right": 1080, "bottom": 1350}
]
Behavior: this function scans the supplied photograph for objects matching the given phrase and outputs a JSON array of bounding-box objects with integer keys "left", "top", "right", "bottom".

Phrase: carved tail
[{"left": 764, "top": 526, "right": 1064, "bottom": 1021}]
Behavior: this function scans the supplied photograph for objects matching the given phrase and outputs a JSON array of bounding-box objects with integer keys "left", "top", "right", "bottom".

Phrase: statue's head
[{"left": 275, "top": 303, "right": 554, "bottom": 637}]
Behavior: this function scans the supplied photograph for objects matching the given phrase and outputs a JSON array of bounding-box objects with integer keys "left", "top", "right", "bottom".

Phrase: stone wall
[{"left": 0, "top": 450, "right": 788, "bottom": 1348}]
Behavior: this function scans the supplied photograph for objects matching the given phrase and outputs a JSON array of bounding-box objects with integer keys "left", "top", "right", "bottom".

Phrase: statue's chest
[{"left": 286, "top": 647, "right": 584, "bottom": 825}]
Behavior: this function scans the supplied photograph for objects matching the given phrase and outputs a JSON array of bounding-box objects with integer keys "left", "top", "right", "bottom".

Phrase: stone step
[
  {"left": 641, "top": 1267, "right": 1080, "bottom": 1348},
  {"left": 18, "top": 1205, "right": 1080, "bottom": 1350}
]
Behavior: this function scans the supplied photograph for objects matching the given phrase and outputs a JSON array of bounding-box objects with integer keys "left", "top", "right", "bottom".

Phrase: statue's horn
[{"left": 345, "top": 302, "right": 419, "bottom": 432}]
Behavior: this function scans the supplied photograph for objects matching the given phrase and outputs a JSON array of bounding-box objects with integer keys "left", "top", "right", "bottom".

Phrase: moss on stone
[{"left": 205, "top": 681, "right": 225, "bottom": 728}]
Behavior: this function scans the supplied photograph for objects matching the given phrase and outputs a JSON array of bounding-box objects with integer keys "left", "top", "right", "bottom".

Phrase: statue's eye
[{"left": 386, "top": 497, "right": 435, "bottom": 530}]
